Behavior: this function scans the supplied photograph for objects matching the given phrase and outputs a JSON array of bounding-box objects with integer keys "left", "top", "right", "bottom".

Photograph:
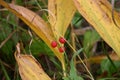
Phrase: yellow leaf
[
  {"left": 73, "top": 0, "right": 120, "bottom": 57},
  {"left": 15, "top": 43, "right": 51, "bottom": 80},
  {"left": 48, "top": 0, "right": 76, "bottom": 38},
  {"left": 0, "top": 1, "right": 65, "bottom": 66}
]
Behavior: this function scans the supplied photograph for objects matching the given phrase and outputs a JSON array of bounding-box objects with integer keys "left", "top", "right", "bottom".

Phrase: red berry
[
  {"left": 59, "top": 37, "right": 66, "bottom": 44},
  {"left": 59, "top": 47, "right": 65, "bottom": 53},
  {"left": 51, "top": 41, "right": 57, "bottom": 48}
]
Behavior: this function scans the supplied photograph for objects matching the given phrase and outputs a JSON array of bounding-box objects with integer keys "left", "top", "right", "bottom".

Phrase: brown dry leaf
[
  {"left": 48, "top": 0, "right": 76, "bottom": 38},
  {"left": 73, "top": 0, "right": 120, "bottom": 57},
  {"left": 15, "top": 43, "right": 51, "bottom": 80}
]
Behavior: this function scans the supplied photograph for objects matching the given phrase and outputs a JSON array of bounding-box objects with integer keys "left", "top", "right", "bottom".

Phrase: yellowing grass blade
[
  {"left": 48, "top": 0, "right": 76, "bottom": 37},
  {"left": 73, "top": 0, "right": 120, "bottom": 57},
  {"left": 15, "top": 43, "right": 51, "bottom": 80},
  {"left": 0, "top": 1, "right": 65, "bottom": 66},
  {"left": 79, "top": 53, "right": 120, "bottom": 64}
]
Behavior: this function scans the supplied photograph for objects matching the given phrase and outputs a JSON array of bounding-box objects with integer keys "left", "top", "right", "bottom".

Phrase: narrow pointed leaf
[{"left": 48, "top": 0, "right": 76, "bottom": 37}]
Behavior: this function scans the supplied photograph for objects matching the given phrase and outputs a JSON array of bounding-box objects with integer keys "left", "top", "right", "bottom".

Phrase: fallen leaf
[{"left": 15, "top": 43, "right": 51, "bottom": 80}]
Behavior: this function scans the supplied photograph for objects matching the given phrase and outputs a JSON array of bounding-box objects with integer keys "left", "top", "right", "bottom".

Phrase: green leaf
[
  {"left": 72, "top": 12, "right": 83, "bottom": 28},
  {"left": 101, "top": 59, "right": 120, "bottom": 76},
  {"left": 69, "top": 48, "right": 84, "bottom": 80},
  {"left": 25, "top": 39, "right": 54, "bottom": 56},
  {"left": 0, "top": 60, "right": 10, "bottom": 80},
  {"left": 83, "top": 30, "right": 100, "bottom": 57},
  {"left": 63, "top": 77, "right": 70, "bottom": 80}
]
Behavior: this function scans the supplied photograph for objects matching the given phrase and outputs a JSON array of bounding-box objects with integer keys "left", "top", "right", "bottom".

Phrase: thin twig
[
  {"left": 0, "top": 8, "right": 8, "bottom": 11},
  {"left": 74, "top": 27, "right": 93, "bottom": 35},
  {"left": 0, "top": 59, "right": 14, "bottom": 71},
  {"left": 0, "top": 29, "right": 17, "bottom": 48}
]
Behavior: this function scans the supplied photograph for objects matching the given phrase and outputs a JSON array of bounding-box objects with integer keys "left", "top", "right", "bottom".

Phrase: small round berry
[
  {"left": 59, "top": 37, "right": 66, "bottom": 44},
  {"left": 51, "top": 41, "right": 57, "bottom": 48},
  {"left": 59, "top": 47, "right": 65, "bottom": 53}
]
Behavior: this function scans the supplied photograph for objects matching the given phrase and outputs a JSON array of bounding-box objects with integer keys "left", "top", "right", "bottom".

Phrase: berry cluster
[{"left": 51, "top": 37, "right": 66, "bottom": 53}]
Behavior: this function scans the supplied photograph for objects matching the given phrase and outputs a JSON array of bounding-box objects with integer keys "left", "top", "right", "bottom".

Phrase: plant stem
[{"left": 62, "top": 56, "right": 66, "bottom": 77}]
